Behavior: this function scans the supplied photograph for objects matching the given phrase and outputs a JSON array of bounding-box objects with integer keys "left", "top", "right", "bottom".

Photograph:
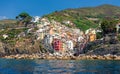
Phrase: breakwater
[{"left": 3, "top": 53, "right": 120, "bottom": 60}]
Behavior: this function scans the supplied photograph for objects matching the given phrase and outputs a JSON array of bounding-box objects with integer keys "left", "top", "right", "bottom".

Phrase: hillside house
[
  {"left": 44, "top": 34, "right": 53, "bottom": 45},
  {"left": 89, "top": 33, "right": 96, "bottom": 42},
  {"left": 66, "top": 40, "right": 74, "bottom": 53},
  {"left": 36, "top": 29, "right": 45, "bottom": 40},
  {"left": 61, "top": 42, "right": 66, "bottom": 53},
  {"left": 52, "top": 39, "right": 63, "bottom": 52},
  {"left": 32, "top": 16, "right": 40, "bottom": 23},
  {"left": 36, "top": 18, "right": 50, "bottom": 29},
  {"left": 40, "top": 18, "right": 50, "bottom": 26},
  {"left": 62, "top": 20, "right": 76, "bottom": 27},
  {"left": 49, "top": 26, "right": 54, "bottom": 35},
  {"left": 43, "top": 34, "right": 53, "bottom": 52},
  {"left": 76, "top": 37, "right": 87, "bottom": 54},
  {"left": 72, "top": 29, "right": 80, "bottom": 34},
  {"left": 62, "top": 20, "right": 71, "bottom": 24},
  {"left": 3, "top": 34, "right": 8, "bottom": 39},
  {"left": 85, "top": 28, "right": 96, "bottom": 42},
  {"left": 77, "top": 35, "right": 84, "bottom": 42}
]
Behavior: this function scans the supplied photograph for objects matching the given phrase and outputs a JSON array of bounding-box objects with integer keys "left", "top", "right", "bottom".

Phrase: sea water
[{"left": 0, "top": 58, "right": 120, "bottom": 74}]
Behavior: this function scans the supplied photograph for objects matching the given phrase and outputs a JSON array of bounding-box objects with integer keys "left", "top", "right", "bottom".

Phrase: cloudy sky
[{"left": 0, "top": 0, "right": 120, "bottom": 19}]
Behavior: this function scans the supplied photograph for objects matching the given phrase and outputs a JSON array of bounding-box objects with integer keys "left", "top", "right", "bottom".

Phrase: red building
[{"left": 53, "top": 39, "right": 63, "bottom": 51}]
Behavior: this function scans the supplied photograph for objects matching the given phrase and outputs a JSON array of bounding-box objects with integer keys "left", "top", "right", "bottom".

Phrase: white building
[
  {"left": 66, "top": 40, "right": 73, "bottom": 51},
  {"left": 85, "top": 28, "right": 96, "bottom": 35},
  {"left": 3, "top": 34, "right": 8, "bottom": 39},
  {"left": 72, "top": 29, "right": 80, "bottom": 34},
  {"left": 36, "top": 18, "right": 50, "bottom": 29},
  {"left": 77, "top": 35, "right": 84, "bottom": 42},
  {"left": 44, "top": 34, "right": 53, "bottom": 45},
  {"left": 62, "top": 20, "right": 71, "bottom": 24},
  {"left": 40, "top": 18, "right": 50, "bottom": 26},
  {"left": 32, "top": 16, "right": 40, "bottom": 23},
  {"left": 43, "top": 34, "right": 54, "bottom": 52},
  {"left": 36, "top": 29, "right": 45, "bottom": 40}
]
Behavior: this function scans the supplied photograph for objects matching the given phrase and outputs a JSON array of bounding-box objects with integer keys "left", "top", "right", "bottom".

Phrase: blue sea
[{"left": 0, "top": 58, "right": 120, "bottom": 74}]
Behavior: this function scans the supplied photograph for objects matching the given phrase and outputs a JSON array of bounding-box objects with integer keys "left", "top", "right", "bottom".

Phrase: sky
[{"left": 0, "top": 0, "right": 120, "bottom": 19}]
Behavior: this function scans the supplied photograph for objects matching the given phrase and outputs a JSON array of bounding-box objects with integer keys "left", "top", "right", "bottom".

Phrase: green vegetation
[
  {"left": 16, "top": 12, "right": 32, "bottom": 27},
  {"left": 0, "top": 19, "right": 16, "bottom": 24},
  {"left": 117, "top": 34, "right": 120, "bottom": 41},
  {"left": 101, "top": 19, "right": 118, "bottom": 34},
  {"left": 0, "top": 28, "right": 28, "bottom": 45},
  {"left": 44, "top": 4, "right": 120, "bottom": 31},
  {"left": 74, "top": 19, "right": 98, "bottom": 31},
  {"left": 96, "top": 32, "right": 103, "bottom": 39},
  {"left": 1, "top": 4, "right": 120, "bottom": 43},
  {"left": 0, "top": 19, "right": 17, "bottom": 29}
]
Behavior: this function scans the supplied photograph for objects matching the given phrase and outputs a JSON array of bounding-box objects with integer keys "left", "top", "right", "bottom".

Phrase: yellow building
[
  {"left": 89, "top": 33, "right": 96, "bottom": 42},
  {"left": 85, "top": 28, "right": 96, "bottom": 42}
]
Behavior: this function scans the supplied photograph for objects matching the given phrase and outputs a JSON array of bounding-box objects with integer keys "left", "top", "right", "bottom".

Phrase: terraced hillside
[{"left": 44, "top": 4, "right": 120, "bottom": 31}]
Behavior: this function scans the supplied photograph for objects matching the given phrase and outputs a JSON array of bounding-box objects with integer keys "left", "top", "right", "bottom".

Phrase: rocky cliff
[
  {"left": 84, "top": 40, "right": 120, "bottom": 56},
  {"left": 0, "top": 39, "right": 48, "bottom": 56}
]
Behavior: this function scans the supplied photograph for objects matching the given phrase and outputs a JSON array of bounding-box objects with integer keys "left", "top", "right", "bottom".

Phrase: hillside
[
  {"left": 0, "top": 19, "right": 16, "bottom": 24},
  {"left": 44, "top": 4, "right": 120, "bottom": 31},
  {"left": 0, "top": 19, "right": 17, "bottom": 29}
]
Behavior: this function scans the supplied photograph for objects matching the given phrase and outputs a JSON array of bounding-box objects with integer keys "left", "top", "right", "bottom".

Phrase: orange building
[
  {"left": 49, "top": 26, "right": 54, "bottom": 35},
  {"left": 89, "top": 33, "right": 96, "bottom": 42},
  {"left": 86, "top": 28, "right": 96, "bottom": 42}
]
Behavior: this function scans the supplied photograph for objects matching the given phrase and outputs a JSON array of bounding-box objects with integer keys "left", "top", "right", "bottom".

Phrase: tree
[
  {"left": 101, "top": 19, "right": 118, "bottom": 35},
  {"left": 16, "top": 12, "right": 32, "bottom": 27}
]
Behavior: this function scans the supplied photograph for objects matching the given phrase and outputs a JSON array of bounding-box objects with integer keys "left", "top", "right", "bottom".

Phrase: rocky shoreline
[
  {"left": 1, "top": 40, "right": 120, "bottom": 60},
  {"left": 2, "top": 53, "right": 120, "bottom": 60}
]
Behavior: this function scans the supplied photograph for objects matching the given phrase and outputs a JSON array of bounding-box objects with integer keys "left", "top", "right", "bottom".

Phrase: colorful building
[
  {"left": 89, "top": 29, "right": 96, "bottom": 42},
  {"left": 49, "top": 26, "right": 54, "bottom": 35},
  {"left": 89, "top": 33, "right": 96, "bottom": 42},
  {"left": 44, "top": 34, "right": 53, "bottom": 45},
  {"left": 85, "top": 28, "right": 96, "bottom": 42},
  {"left": 52, "top": 39, "right": 63, "bottom": 52},
  {"left": 66, "top": 40, "right": 73, "bottom": 51}
]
